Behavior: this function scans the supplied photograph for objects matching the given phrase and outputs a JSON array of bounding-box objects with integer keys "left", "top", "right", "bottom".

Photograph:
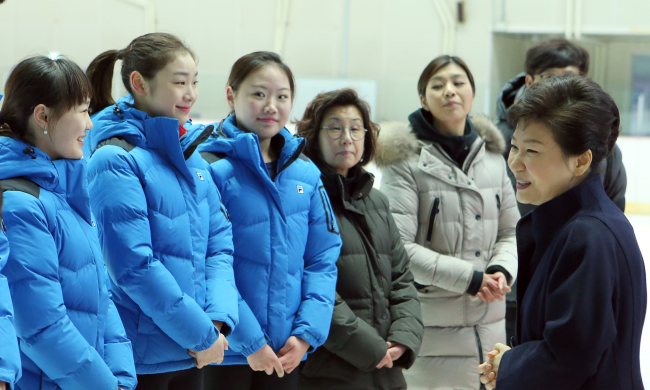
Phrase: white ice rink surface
[{"left": 628, "top": 215, "right": 650, "bottom": 386}]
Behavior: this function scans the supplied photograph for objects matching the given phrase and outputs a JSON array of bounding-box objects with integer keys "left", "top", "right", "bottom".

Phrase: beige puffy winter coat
[{"left": 375, "top": 117, "right": 520, "bottom": 390}]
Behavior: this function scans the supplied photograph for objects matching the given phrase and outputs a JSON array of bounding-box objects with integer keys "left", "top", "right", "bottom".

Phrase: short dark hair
[
  {"left": 296, "top": 88, "right": 379, "bottom": 167},
  {"left": 507, "top": 76, "right": 619, "bottom": 167},
  {"left": 228, "top": 51, "right": 295, "bottom": 103},
  {"left": 525, "top": 39, "right": 589, "bottom": 76},
  {"left": 418, "top": 55, "right": 475, "bottom": 97},
  {"left": 87, "top": 33, "right": 196, "bottom": 115},
  {"left": 0, "top": 56, "right": 92, "bottom": 143}
]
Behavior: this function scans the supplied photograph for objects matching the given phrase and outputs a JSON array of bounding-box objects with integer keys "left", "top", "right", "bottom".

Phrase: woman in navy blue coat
[
  {"left": 478, "top": 76, "right": 647, "bottom": 390},
  {"left": 0, "top": 56, "right": 137, "bottom": 390}
]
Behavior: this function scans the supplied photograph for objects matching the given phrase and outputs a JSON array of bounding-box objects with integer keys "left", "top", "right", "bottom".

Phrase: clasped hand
[
  {"left": 247, "top": 336, "right": 310, "bottom": 377},
  {"left": 478, "top": 343, "right": 511, "bottom": 389},
  {"left": 474, "top": 272, "right": 510, "bottom": 303}
]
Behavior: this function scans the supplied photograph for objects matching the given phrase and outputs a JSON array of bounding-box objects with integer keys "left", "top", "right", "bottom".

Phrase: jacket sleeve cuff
[
  {"left": 485, "top": 265, "right": 512, "bottom": 284},
  {"left": 466, "top": 271, "right": 484, "bottom": 295},
  {"left": 192, "top": 327, "right": 219, "bottom": 352},
  {"left": 239, "top": 336, "right": 268, "bottom": 357},
  {"left": 291, "top": 330, "right": 318, "bottom": 352}
]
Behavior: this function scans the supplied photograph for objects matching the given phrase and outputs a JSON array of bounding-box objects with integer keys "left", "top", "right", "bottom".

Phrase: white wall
[{"left": 0, "top": 0, "right": 497, "bottom": 123}]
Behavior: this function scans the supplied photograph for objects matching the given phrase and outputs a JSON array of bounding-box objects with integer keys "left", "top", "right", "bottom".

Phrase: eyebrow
[
  {"left": 511, "top": 135, "right": 545, "bottom": 145},
  {"left": 431, "top": 74, "right": 466, "bottom": 80},
  {"left": 173, "top": 71, "right": 198, "bottom": 76},
  {"left": 251, "top": 84, "right": 290, "bottom": 91},
  {"left": 326, "top": 117, "right": 362, "bottom": 121}
]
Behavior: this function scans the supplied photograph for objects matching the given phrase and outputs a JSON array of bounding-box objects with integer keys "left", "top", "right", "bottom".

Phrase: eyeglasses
[{"left": 321, "top": 124, "right": 367, "bottom": 141}]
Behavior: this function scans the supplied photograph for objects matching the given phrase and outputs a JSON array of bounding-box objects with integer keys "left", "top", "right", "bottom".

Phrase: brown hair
[
  {"left": 0, "top": 56, "right": 92, "bottom": 143},
  {"left": 296, "top": 88, "right": 379, "bottom": 167},
  {"left": 525, "top": 39, "right": 589, "bottom": 76},
  {"left": 418, "top": 55, "right": 476, "bottom": 97},
  {"left": 507, "top": 76, "right": 619, "bottom": 167},
  {"left": 86, "top": 33, "right": 196, "bottom": 115},
  {"left": 227, "top": 51, "right": 295, "bottom": 103}
]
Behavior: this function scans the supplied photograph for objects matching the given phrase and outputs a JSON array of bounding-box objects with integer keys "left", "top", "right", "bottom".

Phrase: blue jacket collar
[
  {"left": 0, "top": 136, "right": 93, "bottom": 221},
  {"left": 88, "top": 95, "right": 210, "bottom": 183},
  {"left": 198, "top": 114, "right": 306, "bottom": 174}
]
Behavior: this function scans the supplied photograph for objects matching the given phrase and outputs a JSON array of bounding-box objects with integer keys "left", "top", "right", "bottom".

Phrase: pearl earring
[{"left": 44, "top": 127, "right": 48, "bottom": 135}]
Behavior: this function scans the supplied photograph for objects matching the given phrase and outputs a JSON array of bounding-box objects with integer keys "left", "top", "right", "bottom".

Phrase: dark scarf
[{"left": 408, "top": 108, "right": 478, "bottom": 167}]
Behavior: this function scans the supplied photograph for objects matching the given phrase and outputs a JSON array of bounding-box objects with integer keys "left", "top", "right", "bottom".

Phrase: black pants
[
  {"left": 204, "top": 364, "right": 300, "bottom": 390},
  {"left": 137, "top": 367, "right": 203, "bottom": 390}
]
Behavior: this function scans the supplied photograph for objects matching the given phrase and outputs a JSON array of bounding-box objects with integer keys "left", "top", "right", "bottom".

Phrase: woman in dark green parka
[{"left": 296, "top": 88, "right": 423, "bottom": 390}]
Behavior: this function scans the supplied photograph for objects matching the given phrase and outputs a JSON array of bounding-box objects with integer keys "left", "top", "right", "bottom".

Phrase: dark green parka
[{"left": 299, "top": 166, "right": 423, "bottom": 390}]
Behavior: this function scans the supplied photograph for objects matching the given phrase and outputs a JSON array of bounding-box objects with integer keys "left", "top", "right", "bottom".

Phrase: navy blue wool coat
[{"left": 497, "top": 175, "right": 647, "bottom": 390}]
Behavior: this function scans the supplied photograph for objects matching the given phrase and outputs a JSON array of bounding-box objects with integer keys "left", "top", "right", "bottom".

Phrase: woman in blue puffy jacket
[
  {"left": 0, "top": 186, "right": 21, "bottom": 390},
  {"left": 198, "top": 51, "right": 342, "bottom": 390},
  {"left": 83, "top": 33, "right": 238, "bottom": 390},
  {"left": 0, "top": 56, "right": 137, "bottom": 390}
]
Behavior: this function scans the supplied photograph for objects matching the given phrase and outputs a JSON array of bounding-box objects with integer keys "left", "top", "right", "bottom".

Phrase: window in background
[{"left": 631, "top": 55, "right": 650, "bottom": 136}]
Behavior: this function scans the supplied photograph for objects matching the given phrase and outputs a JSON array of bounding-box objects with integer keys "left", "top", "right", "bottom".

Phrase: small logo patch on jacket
[
  {"left": 197, "top": 172, "right": 204, "bottom": 181},
  {"left": 297, "top": 185, "right": 304, "bottom": 193}
]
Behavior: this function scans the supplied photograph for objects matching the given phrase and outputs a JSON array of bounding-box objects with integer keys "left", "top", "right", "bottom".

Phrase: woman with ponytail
[
  {"left": 0, "top": 55, "right": 137, "bottom": 390},
  {"left": 84, "top": 33, "right": 238, "bottom": 390}
]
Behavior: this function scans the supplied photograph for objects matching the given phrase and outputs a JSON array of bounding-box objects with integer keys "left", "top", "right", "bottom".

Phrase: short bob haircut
[
  {"left": 417, "top": 55, "right": 476, "bottom": 97},
  {"left": 296, "top": 88, "right": 379, "bottom": 168},
  {"left": 524, "top": 39, "right": 589, "bottom": 76},
  {"left": 507, "top": 76, "right": 619, "bottom": 168}
]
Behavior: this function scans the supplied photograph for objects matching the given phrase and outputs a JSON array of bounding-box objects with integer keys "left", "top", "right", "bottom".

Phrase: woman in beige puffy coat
[{"left": 375, "top": 55, "right": 520, "bottom": 390}]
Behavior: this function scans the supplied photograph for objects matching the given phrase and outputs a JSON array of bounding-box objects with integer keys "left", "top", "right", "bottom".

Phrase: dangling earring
[{"left": 43, "top": 127, "right": 48, "bottom": 135}]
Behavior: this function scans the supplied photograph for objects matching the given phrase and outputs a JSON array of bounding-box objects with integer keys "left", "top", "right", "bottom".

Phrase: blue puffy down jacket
[
  {"left": 84, "top": 97, "right": 238, "bottom": 374},
  {"left": 0, "top": 198, "right": 20, "bottom": 388},
  {"left": 197, "top": 115, "right": 342, "bottom": 364},
  {"left": 0, "top": 136, "right": 137, "bottom": 390}
]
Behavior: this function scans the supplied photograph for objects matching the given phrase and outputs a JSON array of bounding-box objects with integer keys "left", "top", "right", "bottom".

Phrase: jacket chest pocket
[{"left": 426, "top": 197, "right": 440, "bottom": 242}]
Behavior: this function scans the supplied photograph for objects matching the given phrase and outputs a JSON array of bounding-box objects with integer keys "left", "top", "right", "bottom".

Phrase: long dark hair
[
  {"left": 86, "top": 33, "right": 196, "bottom": 115},
  {"left": 0, "top": 56, "right": 92, "bottom": 143}
]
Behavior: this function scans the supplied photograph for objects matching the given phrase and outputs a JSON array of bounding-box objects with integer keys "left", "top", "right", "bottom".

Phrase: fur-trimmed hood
[{"left": 374, "top": 116, "right": 506, "bottom": 167}]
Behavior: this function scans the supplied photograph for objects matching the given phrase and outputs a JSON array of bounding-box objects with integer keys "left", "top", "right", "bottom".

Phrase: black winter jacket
[
  {"left": 497, "top": 175, "right": 647, "bottom": 390},
  {"left": 299, "top": 166, "right": 423, "bottom": 390}
]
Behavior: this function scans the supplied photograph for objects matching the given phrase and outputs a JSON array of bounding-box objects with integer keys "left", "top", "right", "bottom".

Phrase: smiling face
[
  {"left": 318, "top": 105, "right": 365, "bottom": 177},
  {"left": 420, "top": 62, "right": 474, "bottom": 129},
  {"left": 137, "top": 52, "right": 198, "bottom": 123},
  {"left": 508, "top": 120, "right": 591, "bottom": 205},
  {"left": 227, "top": 64, "right": 292, "bottom": 141},
  {"left": 35, "top": 100, "right": 93, "bottom": 160}
]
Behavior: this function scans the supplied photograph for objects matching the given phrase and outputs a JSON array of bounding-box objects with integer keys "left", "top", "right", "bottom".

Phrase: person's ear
[
  {"left": 226, "top": 86, "right": 236, "bottom": 111},
  {"left": 130, "top": 71, "right": 148, "bottom": 97},
  {"left": 572, "top": 149, "right": 593, "bottom": 177},
  {"left": 33, "top": 104, "right": 49, "bottom": 129},
  {"left": 524, "top": 74, "right": 534, "bottom": 87},
  {"left": 419, "top": 95, "right": 430, "bottom": 111}
]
